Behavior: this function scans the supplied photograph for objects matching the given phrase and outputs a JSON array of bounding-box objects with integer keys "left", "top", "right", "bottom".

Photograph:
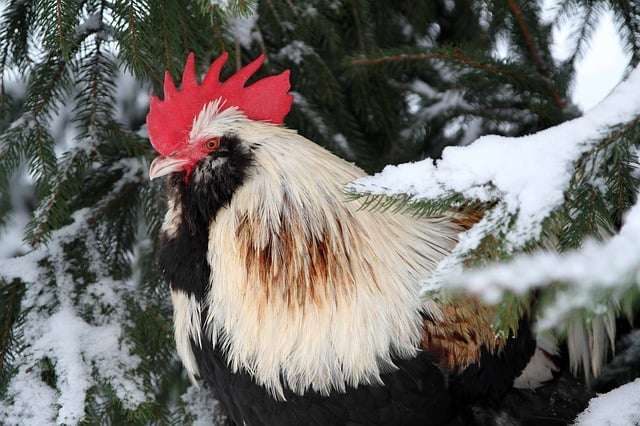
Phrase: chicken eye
[{"left": 205, "top": 137, "right": 220, "bottom": 151}]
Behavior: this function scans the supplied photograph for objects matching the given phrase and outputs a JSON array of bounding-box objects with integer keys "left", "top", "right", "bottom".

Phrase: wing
[{"left": 420, "top": 208, "right": 537, "bottom": 401}]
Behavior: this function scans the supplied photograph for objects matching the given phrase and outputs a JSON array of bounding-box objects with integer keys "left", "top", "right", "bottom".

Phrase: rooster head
[{"left": 147, "top": 52, "right": 293, "bottom": 181}]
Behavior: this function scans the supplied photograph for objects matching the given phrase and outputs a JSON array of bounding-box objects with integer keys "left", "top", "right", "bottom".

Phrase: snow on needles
[
  {"left": 455, "top": 192, "right": 640, "bottom": 329},
  {"left": 350, "top": 65, "right": 640, "bottom": 250},
  {"left": 181, "top": 385, "right": 227, "bottom": 425},
  {"left": 0, "top": 211, "right": 147, "bottom": 425},
  {"left": 575, "top": 378, "right": 640, "bottom": 426}
]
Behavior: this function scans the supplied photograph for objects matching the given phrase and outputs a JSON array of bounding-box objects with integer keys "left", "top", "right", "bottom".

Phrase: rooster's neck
[{"left": 158, "top": 136, "right": 253, "bottom": 299}]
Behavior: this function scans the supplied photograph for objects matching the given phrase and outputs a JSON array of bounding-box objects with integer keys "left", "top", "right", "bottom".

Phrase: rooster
[{"left": 148, "top": 53, "right": 539, "bottom": 426}]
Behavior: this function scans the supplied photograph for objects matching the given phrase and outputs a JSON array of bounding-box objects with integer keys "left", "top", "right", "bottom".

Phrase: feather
[{"left": 189, "top": 119, "right": 464, "bottom": 398}]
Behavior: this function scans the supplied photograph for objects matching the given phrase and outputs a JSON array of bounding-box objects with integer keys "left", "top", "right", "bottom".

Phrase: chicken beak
[{"left": 149, "top": 156, "right": 189, "bottom": 180}]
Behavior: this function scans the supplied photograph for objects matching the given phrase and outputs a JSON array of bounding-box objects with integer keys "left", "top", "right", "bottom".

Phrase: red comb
[{"left": 147, "top": 52, "right": 293, "bottom": 156}]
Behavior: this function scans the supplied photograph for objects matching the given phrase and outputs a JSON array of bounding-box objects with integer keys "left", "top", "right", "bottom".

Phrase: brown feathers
[
  {"left": 450, "top": 209, "right": 484, "bottom": 231},
  {"left": 234, "top": 200, "right": 361, "bottom": 308},
  {"left": 419, "top": 208, "right": 506, "bottom": 371},
  {"left": 421, "top": 297, "right": 503, "bottom": 371}
]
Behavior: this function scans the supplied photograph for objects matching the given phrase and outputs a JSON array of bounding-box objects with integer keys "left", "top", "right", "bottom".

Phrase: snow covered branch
[
  {"left": 348, "top": 65, "right": 640, "bottom": 378},
  {"left": 349, "top": 65, "right": 640, "bottom": 253},
  {"left": 0, "top": 211, "right": 147, "bottom": 425},
  {"left": 455, "top": 193, "right": 640, "bottom": 325}
]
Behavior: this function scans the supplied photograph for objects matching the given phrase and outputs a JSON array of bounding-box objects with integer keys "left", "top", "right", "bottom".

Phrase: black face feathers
[
  {"left": 187, "top": 135, "right": 254, "bottom": 228},
  {"left": 158, "top": 135, "right": 253, "bottom": 299}
]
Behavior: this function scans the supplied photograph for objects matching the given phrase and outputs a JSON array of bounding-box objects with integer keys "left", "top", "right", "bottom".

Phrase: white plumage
[{"left": 167, "top": 102, "right": 463, "bottom": 398}]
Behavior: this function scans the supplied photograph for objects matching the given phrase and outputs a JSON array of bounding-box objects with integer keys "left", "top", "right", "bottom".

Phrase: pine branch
[
  {"left": 0, "top": 0, "right": 36, "bottom": 92},
  {"left": 26, "top": 148, "right": 88, "bottom": 245},
  {"left": 0, "top": 279, "right": 25, "bottom": 394},
  {"left": 349, "top": 46, "right": 571, "bottom": 135},
  {"left": 112, "top": 1, "right": 149, "bottom": 79},
  {"left": 564, "top": 2, "right": 604, "bottom": 68},
  {"left": 505, "top": 0, "right": 567, "bottom": 109},
  {"left": 605, "top": 137, "right": 640, "bottom": 225},
  {"left": 349, "top": 47, "right": 554, "bottom": 94},
  {"left": 197, "top": 0, "right": 257, "bottom": 18},
  {"left": 611, "top": 0, "right": 640, "bottom": 65}
]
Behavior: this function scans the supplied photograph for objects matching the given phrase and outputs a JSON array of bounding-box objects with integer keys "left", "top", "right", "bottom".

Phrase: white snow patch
[
  {"left": 303, "top": 5, "right": 318, "bottom": 17},
  {"left": 182, "top": 385, "right": 226, "bottom": 426},
  {"left": 277, "top": 41, "right": 313, "bottom": 65},
  {"left": 575, "top": 379, "right": 640, "bottom": 426},
  {"left": 0, "top": 213, "right": 30, "bottom": 258},
  {"left": 0, "top": 211, "right": 147, "bottom": 425},
  {"left": 228, "top": 12, "right": 259, "bottom": 49},
  {"left": 1, "top": 367, "right": 58, "bottom": 426},
  {"left": 350, "top": 66, "right": 640, "bottom": 250},
  {"left": 543, "top": 0, "right": 631, "bottom": 111},
  {"left": 443, "top": 0, "right": 455, "bottom": 12},
  {"left": 411, "top": 80, "right": 469, "bottom": 120},
  {"left": 333, "top": 133, "right": 353, "bottom": 157},
  {"left": 0, "top": 251, "right": 41, "bottom": 282},
  {"left": 208, "top": 0, "right": 231, "bottom": 9}
]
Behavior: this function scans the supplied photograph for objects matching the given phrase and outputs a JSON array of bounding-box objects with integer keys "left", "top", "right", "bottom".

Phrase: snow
[
  {"left": 207, "top": 0, "right": 231, "bottom": 10},
  {"left": 350, "top": 65, "right": 640, "bottom": 251},
  {"left": 303, "top": 5, "right": 318, "bottom": 17},
  {"left": 0, "top": 211, "right": 147, "bottom": 425},
  {"left": 450, "top": 192, "right": 640, "bottom": 330},
  {"left": 410, "top": 80, "right": 469, "bottom": 120},
  {"left": 575, "top": 378, "right": 640, "bottom": 426},
  {"left": 2, "top": 368, "right": 58, "bottom": 425},
  {"left": 74, "top": 12, "right": 102, "bottom": 37},
  {"left": 0, "top": 213, "right": 31, "bottom": 259},
  {"left": 332, "top": 133, "right": 353, "bottom": 157},
  {"left": 109, "top": 157, "right": 145, "bottom": 190},
  {"left": 443, "top": 0, "right": 455, "bottom": 11},
  {"left": 182, "top": 385, "right": 226, "bottom": 425},
  {"left": 114, "top": 69, "right": 149, "bottom": 129},
  {"left": 0, "top": 250, "right": 42, "bottom": 283},
  {"left": 0, "top": 2, "right": 637, "bottom": 423},
  {"left": 277, "top": 41, "right": 314, "bottom": 65},
  {"left": 567, "top": 12, "right": 630, "bottom": 111},
  {"left": 227, "top": 13, "right": 259, "bottom": 49},
  {"left": 291, "top": 92, "right": 355, "bottom": 157},
  {"left": 542, "top": 0, "right": 631, "bottom": 111},
  {"left": 291, "top": 91, "right": 330, "bottom": 137}
]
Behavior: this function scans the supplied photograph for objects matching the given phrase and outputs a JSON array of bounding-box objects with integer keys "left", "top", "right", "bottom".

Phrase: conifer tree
[{"left": 0, "top": 0, "right": 638, "bottom": 424}]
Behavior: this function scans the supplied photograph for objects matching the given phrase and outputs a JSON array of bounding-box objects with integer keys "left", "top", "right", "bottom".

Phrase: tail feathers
[
  {"left": 567, "top": 311, "right": 616, "bottom": 384},
  {"left": 514, "top": 311, "right": 618, "bottom": 390},
  {"left": 513, "top": 334, "right": 559, "bottom": 390}
]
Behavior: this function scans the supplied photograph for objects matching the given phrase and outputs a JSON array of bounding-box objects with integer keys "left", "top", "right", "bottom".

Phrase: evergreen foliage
[
  {"left": 349, "top": 72, "right": 640, "bottom": 380},
  {"left": 0, "top": 0, "right": 638, "bottom": 423}
]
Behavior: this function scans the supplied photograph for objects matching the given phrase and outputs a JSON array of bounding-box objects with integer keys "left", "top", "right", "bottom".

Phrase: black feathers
[
  {"left": 190, "top": 324, "right": 535, "bottom": 426},
  {"left": 450, "top": 318, "right": 536, "bottom": 403},
  {"left": 191, "top": 331, "right": 457, "bottom": 426},
  {"left": 158, "top": 135, "right": 253, "bottom": 300}
]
